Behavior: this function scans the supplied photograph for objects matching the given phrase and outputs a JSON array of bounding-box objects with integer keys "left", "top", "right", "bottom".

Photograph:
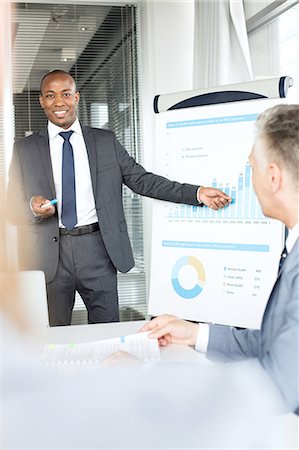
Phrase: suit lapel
[
  {"left": 38, "top": 128, "right": 56, "bottom": 195},
  {"left": 82, "top": 125, "right": 97, "bottom": 196}
]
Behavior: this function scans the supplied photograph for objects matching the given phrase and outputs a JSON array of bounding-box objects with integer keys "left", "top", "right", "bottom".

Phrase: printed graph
[
  {"left": 171, "top": 256, "right": 206, "bottom": 299},
  {"left": 166, "top": 162, "right": 263, "bottom": 220}
]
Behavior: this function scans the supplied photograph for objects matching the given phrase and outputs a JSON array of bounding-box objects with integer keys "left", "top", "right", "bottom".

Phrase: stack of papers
[{"left": 39, "top": 331, "right": 160, "bottom": 365}]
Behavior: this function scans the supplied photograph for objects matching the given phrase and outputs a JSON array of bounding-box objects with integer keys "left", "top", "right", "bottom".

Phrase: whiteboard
[{"left": 148, "top": 97, "right": 285, "bottom": 329}]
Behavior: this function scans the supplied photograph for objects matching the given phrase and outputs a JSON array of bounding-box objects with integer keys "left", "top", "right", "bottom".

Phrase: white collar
[
  {"left": 48, "top": 117, "right": 82, "bottom": 139},
  {"left": 286, "top": 222, "right": 299, "bottom": 254}
]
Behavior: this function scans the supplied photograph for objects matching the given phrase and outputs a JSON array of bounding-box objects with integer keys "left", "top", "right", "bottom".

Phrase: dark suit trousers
[{"left": 46, "top": 229, "right": 119, "bottom": 326}]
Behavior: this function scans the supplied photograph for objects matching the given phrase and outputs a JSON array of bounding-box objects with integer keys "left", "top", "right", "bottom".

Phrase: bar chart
[{"left": 166, "top": 162, "right": 264, "bottom": 220}]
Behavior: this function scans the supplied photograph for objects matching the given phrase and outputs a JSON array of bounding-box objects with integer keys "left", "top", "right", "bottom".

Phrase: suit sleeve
[
  {"left": 206, "top": 256, "right": 299, "bottom": 414},
  {"left": 207, "top": 325, "right": 260, "bottom": 361},
  {"left": 113, "top": 135, "right": 200, "bottom": 205},
  {"left": 6, "top": 142, "right": 38, "bottom": 225},
  {"left": 260, "top": 267, "right": 299, "bottom": 414}
]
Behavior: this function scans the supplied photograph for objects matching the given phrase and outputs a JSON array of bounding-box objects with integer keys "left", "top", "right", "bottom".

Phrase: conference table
[
  {"left": 34, "top": 321, "right": 298, "bottom": 449},
  {"left": 40, "top": 319, "right": 208, "bottom": 364}
]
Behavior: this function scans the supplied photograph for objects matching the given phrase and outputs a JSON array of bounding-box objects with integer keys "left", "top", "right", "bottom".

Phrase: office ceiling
[{"left": 12, "top": 3, "right": 111, "bottom": 93}]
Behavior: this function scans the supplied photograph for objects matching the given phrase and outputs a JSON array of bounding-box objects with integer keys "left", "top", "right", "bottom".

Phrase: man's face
[
  {"left": 39, "top": 73, "right": 79, "bottom": 129},
  {"left": 249, "top": 137, "right": 272, "bottom": 219}
]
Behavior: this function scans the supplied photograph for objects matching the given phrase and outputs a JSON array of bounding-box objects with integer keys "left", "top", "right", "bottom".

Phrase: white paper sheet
[{"left": 39, "top": 331, "right": 160, "bottom": 365}]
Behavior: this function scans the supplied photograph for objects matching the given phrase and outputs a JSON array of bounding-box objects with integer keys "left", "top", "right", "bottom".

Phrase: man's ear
[
  {"left": 39, "top": 94, "right": 44, "bottom": 109},
  {"left": 268, "top": 162, "right": 282, "bottom": 193},
  {"left": 75, "top": 91, "right": 80, "bottom": 106}
]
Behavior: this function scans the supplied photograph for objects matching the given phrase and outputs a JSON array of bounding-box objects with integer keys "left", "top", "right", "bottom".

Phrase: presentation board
[{"left": 148, "top": 97, "right": 285, "bottom": 329}]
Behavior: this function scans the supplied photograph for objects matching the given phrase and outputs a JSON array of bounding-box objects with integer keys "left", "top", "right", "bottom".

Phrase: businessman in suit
[
  {"left": 6, "top": 70, "right": 230, "bottom": 327},
  {"left": 141, "top": 104, "right": 299, "bottom": 414}
]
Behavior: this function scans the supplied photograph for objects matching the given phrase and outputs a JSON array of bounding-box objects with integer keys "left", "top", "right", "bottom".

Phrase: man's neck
[
  {"left": 273, "top": 189, "right": 298, "bottom": 229},
  {"left": 284, "top": 199, "right": 298, "bottom": 229}
]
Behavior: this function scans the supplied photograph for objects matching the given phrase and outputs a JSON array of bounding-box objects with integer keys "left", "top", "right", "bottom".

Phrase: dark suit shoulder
[
  {"left": 15, "top": 129, "right": 46, "bottom": 147},
  {"left": 82, "top": 125, "right": 116, "bottom": 139}
]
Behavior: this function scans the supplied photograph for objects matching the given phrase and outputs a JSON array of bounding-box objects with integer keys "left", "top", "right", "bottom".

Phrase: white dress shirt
[
  {"left": 286, "top": 222, "right": 299, "bottom": 254},
  {"left": 195, "top": 222, "right": 299, "bottom": 354},
  {"left": 48, "top": 118, "right": 98, "bottom": 227}
]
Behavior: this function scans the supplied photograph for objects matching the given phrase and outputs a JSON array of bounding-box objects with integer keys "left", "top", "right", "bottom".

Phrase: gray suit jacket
[
  {"left": 6, "top": 125, "right": 199, "bottom": 283},
  {"left": 207, "top": 238, "right": 299, "bottom": 414}
]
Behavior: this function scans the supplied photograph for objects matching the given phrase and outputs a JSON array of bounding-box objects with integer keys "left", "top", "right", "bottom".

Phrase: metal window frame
[{"left": 246, "top": 0, "right": 299, "bottom": 36}]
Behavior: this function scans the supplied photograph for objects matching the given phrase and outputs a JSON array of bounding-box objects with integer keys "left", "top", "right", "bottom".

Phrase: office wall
[
  {"left": 139, "top": 0, "right": 194, "bottom": 163},
  {"left": 138, "top": 1, "right": 195, "bottom": 292}
]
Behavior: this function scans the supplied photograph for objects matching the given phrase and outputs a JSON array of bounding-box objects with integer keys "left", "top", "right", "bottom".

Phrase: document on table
[{"left": 39, "top": 332, "right": 160, "bottom": 365}]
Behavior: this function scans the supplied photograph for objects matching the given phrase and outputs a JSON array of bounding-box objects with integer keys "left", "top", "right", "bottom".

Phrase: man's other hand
[{"left": 31, "top": 196, "right": 56, "bottom": 218}]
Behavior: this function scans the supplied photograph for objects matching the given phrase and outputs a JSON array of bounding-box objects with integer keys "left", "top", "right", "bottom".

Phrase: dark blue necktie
[
  {"left": 60, "top": 131, "right": 77, "bottom": 230},
  {"left": 278, "top": 245, "right": 288, "bottom": 273}
]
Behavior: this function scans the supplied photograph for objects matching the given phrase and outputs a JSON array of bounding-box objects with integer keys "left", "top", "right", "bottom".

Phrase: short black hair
[{"left": 40, "top": 70, "right": 77, "bottom": 94}]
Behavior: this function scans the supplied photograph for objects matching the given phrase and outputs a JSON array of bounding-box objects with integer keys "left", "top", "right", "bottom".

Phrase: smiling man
[
  {"left": 39, "top": 72, "right": 80, "bottom": 129},
  {"left": 6, "top": 70, "right": 231, "bottom": 327}
]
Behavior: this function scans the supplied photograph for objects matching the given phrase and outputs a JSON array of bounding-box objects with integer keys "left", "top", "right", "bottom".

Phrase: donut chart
[{"left": 171, "top": 256, "right": 206, "bottom": 299}]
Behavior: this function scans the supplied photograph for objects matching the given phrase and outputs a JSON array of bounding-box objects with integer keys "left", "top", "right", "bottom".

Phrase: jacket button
[{"left": 52, "top": 236, "right": 58, "bottom": 242}]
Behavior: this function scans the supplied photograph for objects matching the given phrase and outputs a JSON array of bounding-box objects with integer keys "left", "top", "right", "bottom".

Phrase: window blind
[{"left": 11, "top": 2, "right": 146, "bottom": 323}]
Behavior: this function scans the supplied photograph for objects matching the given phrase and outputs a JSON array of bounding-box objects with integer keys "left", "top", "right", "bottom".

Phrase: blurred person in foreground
[{"left": 141, "top": 104, "right": 299, "bottom": 416}]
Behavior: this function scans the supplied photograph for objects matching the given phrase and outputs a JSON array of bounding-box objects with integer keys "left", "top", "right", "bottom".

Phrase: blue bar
[
  {"left": 251, "top": 189, "right": 256, "bottom": 218},
  {"left": 197, "top": 207, "right": 204, "bottom": 218},
  {"left": 204, "top": 204, "right": 210, "bottom": 218},
  {"left": 237, "top": 174, "right": 243, "bottom": 217},
  {"left": 231, "top": 188, "right": 236, "bottom": 218},
  {"left": 244, "top": 163, "right": 251, "bottom": 217},
  {"left": 218, "top": 183, "right": 224, "bottom": 218},
  {"left": 166, "top": 114, "right": 258, "bottom": 129},
  {"left": 180, "top": 204, "right": 185, "bottom": 218},
  {"left": 211, "top": 179, "right": 217, "bottom": 218},
  {"left": 162, "top": 240, "right": 269, "bottom": 252},
  {"left": 245, "top": 163, "right": 251, "bottom": 187},
  {"left": 224, "top": 186, "right": 230, "bottom": 218}
]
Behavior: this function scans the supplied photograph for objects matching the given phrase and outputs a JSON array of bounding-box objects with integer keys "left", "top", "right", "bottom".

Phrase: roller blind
[{"left": 11, "top": 2, "right": 146, "bottom": 323}]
